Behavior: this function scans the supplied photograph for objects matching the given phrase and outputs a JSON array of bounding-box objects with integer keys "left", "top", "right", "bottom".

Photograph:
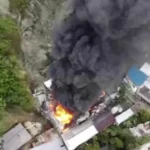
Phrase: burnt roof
[{"left": 94, "top": 112, "right": 115, "bottom": 132}]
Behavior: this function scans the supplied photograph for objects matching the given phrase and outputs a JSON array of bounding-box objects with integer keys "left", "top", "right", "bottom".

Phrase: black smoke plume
[{"left": 50, "top": 0, "right": 150, "bottom": 113}]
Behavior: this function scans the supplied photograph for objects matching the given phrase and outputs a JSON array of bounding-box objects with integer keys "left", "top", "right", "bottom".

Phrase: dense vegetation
[
  {"left": 77, "top": 109, "right": 150, "bottom": 150},
  {"left": 0, "top": 17, "right": 33, "bottom": 118}
]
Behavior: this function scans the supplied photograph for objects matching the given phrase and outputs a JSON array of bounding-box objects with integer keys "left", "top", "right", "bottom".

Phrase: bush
[
  {"left": 97, "top": 124, "right": 150, "bottom": 150},
  {"left": 0, "top": 17, "right": 33, "bottom": 113},
  {"left": 77, "top": 137, "right": 101, "bottom": 150},
  {"left": 138, "top": 109, "right": 150, "bottom": 123},
  {"left": 0, "top": 98, "right": 6, "bottom": 118}
]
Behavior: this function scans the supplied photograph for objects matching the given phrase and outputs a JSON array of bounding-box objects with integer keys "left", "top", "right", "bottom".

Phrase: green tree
[
  {"left": 77, "top": 137, "right": 101, "bottom": 150},
  {"left": 110, "top": 137, "right": 123, "bottom": 149},
  {"left": 0, "top": 98, "right": 6, "bottom": 118},
  {"left": 86, "top": 137, "right": 101, "bottom": 150},
  {"left": 138, "top": 109, "right": 150, "bottom": 123}
]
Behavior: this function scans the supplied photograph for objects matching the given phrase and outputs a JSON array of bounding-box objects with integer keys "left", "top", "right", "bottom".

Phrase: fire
[
  {"left": 54, "top": 104, "right": 73, "bottom": 125},
  {"left": 49, "top": 103, "right": 53, "bottom": 109}
]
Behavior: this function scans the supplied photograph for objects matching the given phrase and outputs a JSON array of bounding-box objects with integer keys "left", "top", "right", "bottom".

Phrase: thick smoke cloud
[{"left": 50, "top": 0, "right": 150, "bottom": 113}]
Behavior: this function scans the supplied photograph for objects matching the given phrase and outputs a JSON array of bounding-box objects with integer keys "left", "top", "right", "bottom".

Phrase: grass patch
[{"left": 9, "top": 0, "right": 29, "bottom": 17}]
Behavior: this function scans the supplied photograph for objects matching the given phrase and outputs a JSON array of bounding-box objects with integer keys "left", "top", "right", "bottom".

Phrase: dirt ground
[{"left": 0, "top": 106, "right": 47, "bottom": 136}]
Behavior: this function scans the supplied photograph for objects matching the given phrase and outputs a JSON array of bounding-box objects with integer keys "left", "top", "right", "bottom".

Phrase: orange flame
[
  {"left": 54, "top": 104, "right": 73, "bottom": 125},
  {"left": 49, "top": 103, "right": 53, "bottom": 109}
]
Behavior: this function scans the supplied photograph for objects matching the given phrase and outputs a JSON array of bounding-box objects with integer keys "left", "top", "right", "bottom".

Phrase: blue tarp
[{"left": 127, "top": 66, "right": 148, "bottom": 86}]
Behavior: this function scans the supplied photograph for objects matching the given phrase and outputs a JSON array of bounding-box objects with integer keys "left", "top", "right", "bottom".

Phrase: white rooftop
[
  {"left": 115, "top": 109, "right": 134, "bottom": 125},
  {"left": 143, "top": 78, "right": 150, "bottom": 89},
  {"left": 0, "top": 123, "right": 32, "bottom": 150},
  {"left": 62, "top": 125, "right": 98, "bottom": 150},
  {"left": 30, "top": 130, "right": 67, "bottom": 150},
  {"left": 62, "top": 122, "right": 98, "bottom": 150},
  {"left": 140, "top": 62, "right": 150, "bottom": 77},
  {"left": 44, "top": 79, "right": 52, "bottom": 89}
]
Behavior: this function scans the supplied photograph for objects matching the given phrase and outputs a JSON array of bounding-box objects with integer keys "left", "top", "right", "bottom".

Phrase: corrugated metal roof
[
  {"left": 94, "top": 112, "right": 115, "bottom": 132},
  {"left": 127, "top": 66, "right": 148, "bottom": 86},
  {"left": 62, "top": 111, "right": 114, "bottom": 150},
  {"left": 115, "top": 109, "right": 134, "bottom": 125},
  {"left": 63, "top": 125, "right": 98, "bottom": 150},
  {"left": 0, "top": 123, "right": 32, "bottom": 150},
  {"left": 30, "top": 132, "right": 67, "bottom": 150}
]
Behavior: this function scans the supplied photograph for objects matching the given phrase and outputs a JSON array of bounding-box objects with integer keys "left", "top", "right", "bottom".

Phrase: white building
[
  {"left": 137, "top": 63, "right": 150, "bottom": 104},
  {"left": 130, "top": 121, "right": 150, "bottom": 137},
  {"left": 115, "top": 109, "right": 135, "bottom": 125},
  {"left": 124, "top": 63, "right": 150, "bottom": 104}
]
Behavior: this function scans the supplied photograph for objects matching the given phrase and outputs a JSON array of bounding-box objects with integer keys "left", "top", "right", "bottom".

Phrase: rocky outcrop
[
  {"left": 21, "top": 0, "right": 66, "bottom": 86},
  {"left": 0, "top": 0, "right": 10, "bottom": 15},
  {"left": 0, "top": 0, "right": 69, "bottom": 87}
]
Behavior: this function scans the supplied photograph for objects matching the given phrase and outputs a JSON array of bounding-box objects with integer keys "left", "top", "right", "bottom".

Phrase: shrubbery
[
  {"left": 77, "top": 109, "right": 150, "bottom": 150},
  {"left": 0, "top": 17, "right": 33, "bottom": 118}
]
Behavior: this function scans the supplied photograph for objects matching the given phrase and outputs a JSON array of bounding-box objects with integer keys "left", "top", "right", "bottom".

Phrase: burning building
[
  {"left": 40, "top": 0, "right": 150, "bottom": 134},
  {"left": 49, "top": 0, "right": 150, "bottom": 114},
  {"left": 37, "top": 81, "right": 115, "bottom": 150},
  {"left": 34, "top": 0, "right": 150, "bottom": 149},
  {"left": 41, "top": 80, "right": 108, "bottom": 132}
]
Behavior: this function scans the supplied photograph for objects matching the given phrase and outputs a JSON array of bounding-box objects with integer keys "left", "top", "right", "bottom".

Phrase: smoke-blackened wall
[{"left": 50, "top": 0, "right": 150, "bottom": 113}]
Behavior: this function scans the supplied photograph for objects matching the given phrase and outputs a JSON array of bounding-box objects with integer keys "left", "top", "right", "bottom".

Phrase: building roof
[
  {"left": 44, "top": 79, "right": 52, "bottom": 89},
  {"left": 62, "top": 125, "right": 98, "bottom": 150},
  {"left": 62, "top": 112, "right": 115, "bottom": 150},
  {"left": 130, "top": 121, "right": 150, "bottom": 137},
  {"left": 94, "top": 112, "right": 115, "bottom": 132},
  {"left": 137, "top": 86, "right": 150, "bottom": 103},
  {"left": 62, "top": 119, "right": 94, "bottom": 150},
  {"left": 0, "top": 123, "right": 32, "bottom": 150},
  {"left": 140, "top": 63, "right": 150, "bottom": 77},
  {"left": 115, "top": 109, "right": 135, "bottom": 125},
  {"left": 143, "top": 78, "right": 150, "bottom": 89},
  {"left": 30, "top": 130, "right": 67, "bottom": 150},
  {"left": 30, "top": 141, "right": 67, "bottom": 150},
  {"left": 127, "top": 66, "right": 148, "bottom": 86}
]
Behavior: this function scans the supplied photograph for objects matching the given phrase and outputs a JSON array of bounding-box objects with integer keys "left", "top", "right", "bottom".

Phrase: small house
[
  {"left": 125, "top": 66, "right": 148, "bottom": 93},
  {"left": 0, "top": 124, "right": 32, "bottom": 150}
]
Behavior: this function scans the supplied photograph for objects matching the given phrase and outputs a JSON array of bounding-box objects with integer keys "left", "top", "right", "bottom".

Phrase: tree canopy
[
  {"left": 0, "top": 17, "right": 32, "bottom": 118},
  {"left": 77, "top": 109, "right": 150, "bottom": 150}
]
